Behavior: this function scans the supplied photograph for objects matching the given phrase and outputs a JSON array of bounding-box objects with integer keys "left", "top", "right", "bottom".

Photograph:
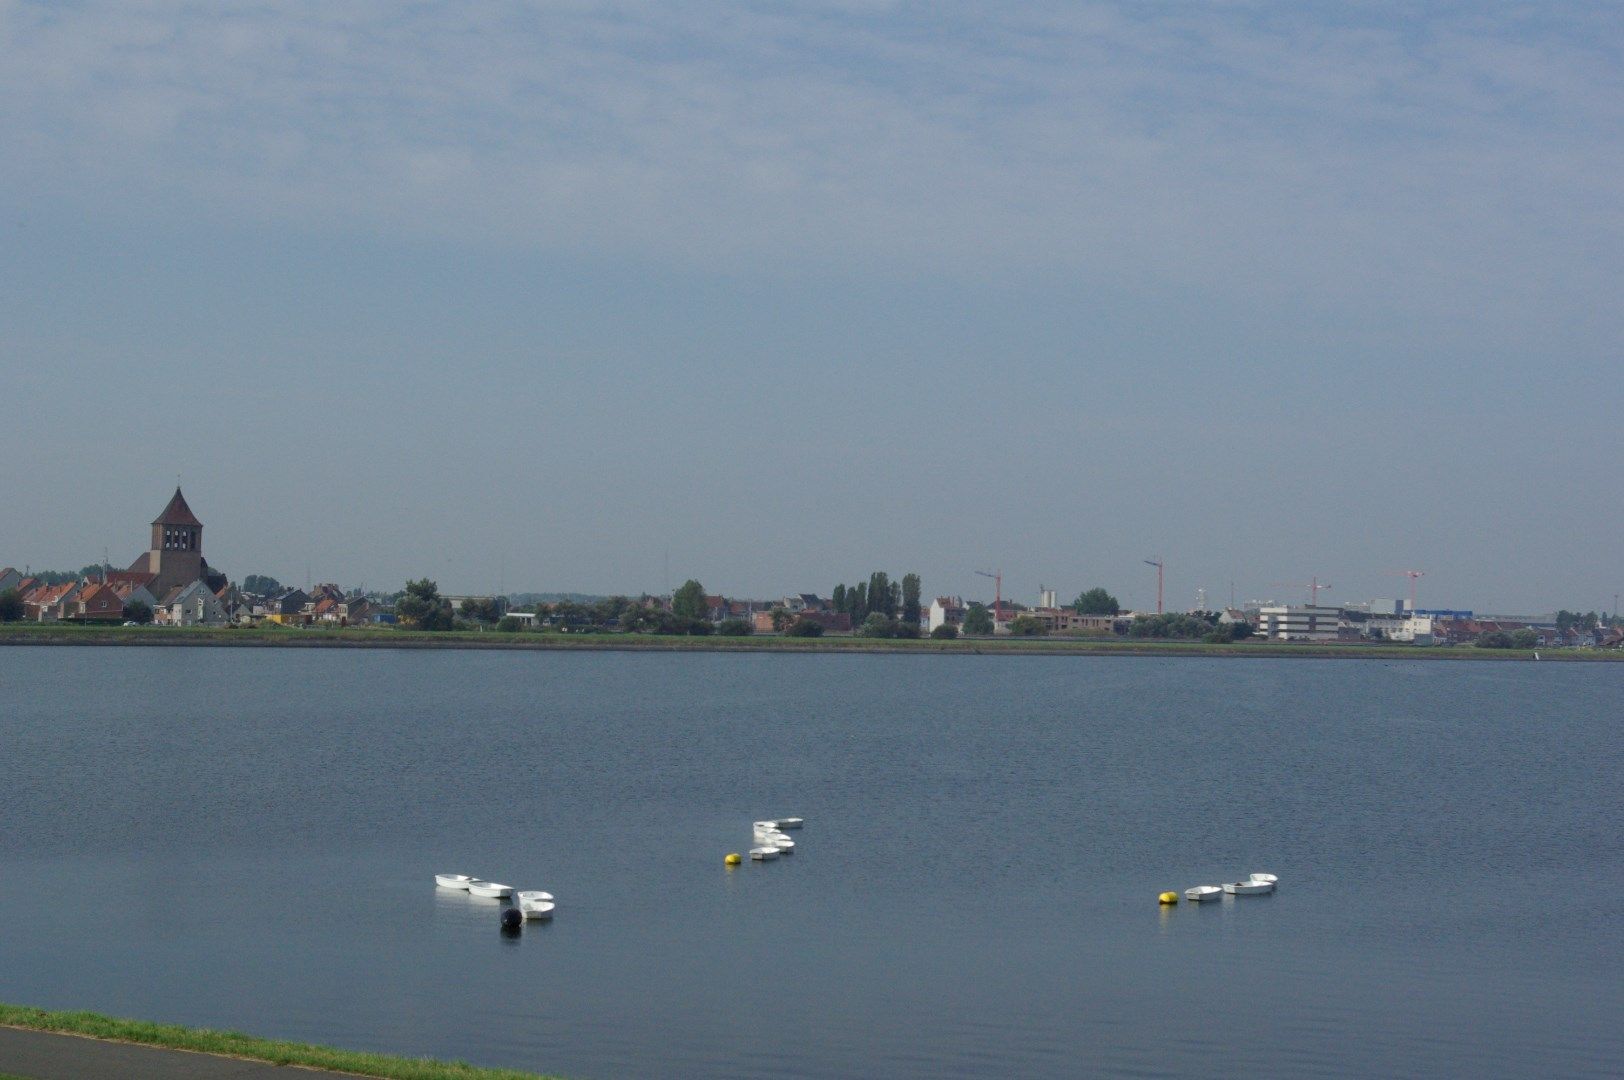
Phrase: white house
[
  {"left": 928, "top": 597, "right": 966, "bottom": 632},
  {"left": 157, "top": 580, "right": 228, "bottom": 627}
]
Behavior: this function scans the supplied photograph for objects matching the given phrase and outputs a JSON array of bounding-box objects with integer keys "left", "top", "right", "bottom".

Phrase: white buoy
[{"left": 435, "top": 874, "right": 472, "bottom": 890}]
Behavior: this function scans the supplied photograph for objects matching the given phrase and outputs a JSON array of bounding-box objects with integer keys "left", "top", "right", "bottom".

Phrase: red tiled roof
[{"left": 152, "top": 487, "right": 202, "bottom": 527}]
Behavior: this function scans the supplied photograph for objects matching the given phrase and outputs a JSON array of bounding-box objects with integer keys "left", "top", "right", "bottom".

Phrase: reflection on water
[{"left": 1, "top": 647, "right": 1620, "bottom": 1080}]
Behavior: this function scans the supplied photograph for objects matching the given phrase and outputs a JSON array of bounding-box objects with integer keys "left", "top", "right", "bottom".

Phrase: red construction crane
[
  {"left": 1269, "top": 575, "right": 1333, "bottom": 606},
  {"left": 974, "top": 569, "right": 1003, "bottom": 623},
  {"left": 1388, "top": 569, "right": 1425, "bottom": 611},
  {"left": 1144, "top": 557, "right": 1164, "bottom": 614}
]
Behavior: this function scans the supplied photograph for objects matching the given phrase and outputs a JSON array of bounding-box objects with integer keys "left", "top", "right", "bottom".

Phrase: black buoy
[{"left": 500, "top": 907, "right": 524, "bottom": 931}]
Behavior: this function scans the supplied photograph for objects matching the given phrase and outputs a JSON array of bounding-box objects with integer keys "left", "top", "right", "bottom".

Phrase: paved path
[{"left": 0, "top": 1026, "right": 358, "bottom": 1078}]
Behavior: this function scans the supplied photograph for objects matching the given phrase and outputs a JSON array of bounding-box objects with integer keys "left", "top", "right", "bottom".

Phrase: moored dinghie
[
  {"left": 1249, "top": 873, "right": 1278, "bottom": 885},
  {"left": 749, "top": 846, "right": 780, "bottom": 861},
  {"left": 1223, "top": 879, "right": 1274, "bottom": 895},
  {"left": 517, "top": 892, "right": 555, "bottom": 919},
  {"left": 435, "top": 874, "right": 473, "bottom": 890},
  {"left": 775, "top": 817, "right": 804, "bottom": 830},
  {"left": 1184, "top": 885, "right": 1223, "bottom": 902},
  {"left": 467, "top": 880, "right": 514, "bottom": 898}
]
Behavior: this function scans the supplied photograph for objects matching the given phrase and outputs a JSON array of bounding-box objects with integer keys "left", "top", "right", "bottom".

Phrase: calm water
[{"left": 1, "top": 647, "right": 1620, "bottom": 1079}]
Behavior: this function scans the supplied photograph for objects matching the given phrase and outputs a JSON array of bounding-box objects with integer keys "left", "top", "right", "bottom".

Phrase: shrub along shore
[
  {"left": 0, "top": 1003, "right": 556, "bottom": 1079},
  {"left": 0, "top": 620, "right": 1616, "bottom": 659}
]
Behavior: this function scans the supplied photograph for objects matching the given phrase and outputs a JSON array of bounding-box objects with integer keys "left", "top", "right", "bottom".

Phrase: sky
[{"left": 2, "top": 1, "right": 1620, "bottom": 615}]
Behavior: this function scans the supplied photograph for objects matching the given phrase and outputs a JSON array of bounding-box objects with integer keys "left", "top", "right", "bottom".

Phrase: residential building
[
  {"left": 23, "top": 580, "right": 80, "bottom": 621},
  {"left": 1365, "top": 614, "right": 1435, "bottom": 644},
  {"left": 1018, "top": 607, "right": 1130, "bottom": 635},
  {"left": 928, "top": 597, "right": 966, "bottom": 632},
  {"left": 0, "top": 567, "right": 21, "bottom": 594},
  {"left": 66, "top": 582, "right": 125, "bottom": 622},
  {"left": 753, "top": 608, "right": 852, "bottom": 633},
  {"left": 264, "top": 588, "right": 310, "bottom": 624},
  {"left": 1254, "top": 605, "right": 1342, "bottom": 641},
  {"left": 108, "top": 580, "right": 158, "bottom": 615},
  {"left": 155, "top": 580, "right": 228, "bottom": 626}
]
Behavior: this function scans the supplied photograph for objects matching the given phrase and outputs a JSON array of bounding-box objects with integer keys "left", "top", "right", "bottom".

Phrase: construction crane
[
  {"left": 1388, "top": 569, "right": 1425, "bottom": 611},
  {"left": 1269, "top": 575, "right": 1333, "bottom": 606},
  {"left": 975, "top": 569, "right": 1003, "bottom": 624},
  {"left": 1143, "top": 557, "right": 1163, "bottom": 614}
]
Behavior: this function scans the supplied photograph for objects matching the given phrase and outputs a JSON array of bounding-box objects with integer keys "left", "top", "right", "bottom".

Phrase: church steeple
[
  {"left": 153, "top": 487, "right": 202, "bottom": 528},
  {"left": 149, "top": 487, "right": 203, "bottom": 562},
  {"left": 128, "top": 486, "right": 208, "bottom": 597}
]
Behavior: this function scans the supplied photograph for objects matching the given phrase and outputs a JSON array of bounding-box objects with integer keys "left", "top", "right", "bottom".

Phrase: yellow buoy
[
  {"left": 725, "top": 853, "right": 742, "bottom": 866},
  {"left": 1159, "top": 891, "right": 1179, "bottom": 905}
]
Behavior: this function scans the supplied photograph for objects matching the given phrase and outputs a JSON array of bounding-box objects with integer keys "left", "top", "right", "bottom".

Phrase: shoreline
[
  {"left": 0, "top": 1002, "right": 555, "bottom": 1079},
  {"left": 0, "top": 624, "right": 1616, "bottom": 660}
]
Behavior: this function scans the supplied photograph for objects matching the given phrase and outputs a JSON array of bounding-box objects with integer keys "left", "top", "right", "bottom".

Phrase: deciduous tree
[
  {"left": 397, "top": 578, "right": 455, "bottom": 631},
  {"left": 962, "top": 603, "right": 993, "bottom": 635},
  {"left": 672, "top": 579, "right": 708, "bottom": 621},
  {"left": 1073, "top": 587, "right": 1121, "bottom": 615}
]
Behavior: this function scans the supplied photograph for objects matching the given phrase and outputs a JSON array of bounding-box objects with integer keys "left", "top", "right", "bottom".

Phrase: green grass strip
[{"left": 0, "top": 1003, "right": 560, "bottom": 1079}]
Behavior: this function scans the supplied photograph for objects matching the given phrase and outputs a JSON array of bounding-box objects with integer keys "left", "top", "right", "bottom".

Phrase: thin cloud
[{"left": 2, "top": 1, "right": 1619, "bottom": 298}]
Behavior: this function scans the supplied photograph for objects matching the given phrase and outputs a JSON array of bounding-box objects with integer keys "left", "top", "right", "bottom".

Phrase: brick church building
[{"left": 127, "top": 487, "right": 213, "bottom": 597}]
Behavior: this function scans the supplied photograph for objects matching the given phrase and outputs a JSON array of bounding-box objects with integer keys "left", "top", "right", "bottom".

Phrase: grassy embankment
[
  {"left": 0, "top": 618, "right": 1617, "bottom": 660},
  {"left": 0, "top": 1003, "right": 556, "bottom": 1079}
]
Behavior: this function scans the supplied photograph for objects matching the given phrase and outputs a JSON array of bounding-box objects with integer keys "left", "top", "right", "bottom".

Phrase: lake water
[{"left": 1, "top": 646, "right": 1620, "bottom": 1079}]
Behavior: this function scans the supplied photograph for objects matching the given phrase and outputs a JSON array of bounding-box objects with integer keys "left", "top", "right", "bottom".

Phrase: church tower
[{"left": 132, "top": 487, "right": 206, "bottom": 596}]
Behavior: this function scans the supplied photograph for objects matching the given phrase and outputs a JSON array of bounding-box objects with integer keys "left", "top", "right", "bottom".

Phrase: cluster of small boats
[
  {"left": 746, "top": 817, "right": 803, "bottom": 861},
  {"left": 435, "top": 873, "right": 556, "bottom": 919},
  {"left": 1184, "top": 873, "right": 1278, "bottom": 902}
]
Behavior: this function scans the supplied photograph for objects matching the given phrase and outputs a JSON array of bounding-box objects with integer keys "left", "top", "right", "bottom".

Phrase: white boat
[
  {"left": 1184, "top": 885, "right": 1223, "bottom": 902},
  {"left": 757, "top": 830, "right": 792, "bottom": 844},
  {"left": 769, "top": 838, "right": 794, "bottom": 853},
  {"left": 749, "top": 846, "right": 780, "bottom": 861},
  {"left": 1223, "top": 880, "right": 1274, "bottom": 895},
  {"left": 752, "top": 821, "right": 779, "bottom": 832},
  {"left": 435, "top": 874, "right": 473, "bottom": 890},
  {"left": 1249, "top": 873, "right": 1278, "bottom": 885},
  {"left": 517, "top": 892, "right": 555, "bottom": 919},
  {"left": 467, "top": 880, "right": 513, "bottom": 898},
  {"left": 775, "top": 817, "right": 804, "bottom": 830}
]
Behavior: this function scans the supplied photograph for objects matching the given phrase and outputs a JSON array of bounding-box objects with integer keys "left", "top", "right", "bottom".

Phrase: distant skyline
[{"left": 2, "top": 2, "right": 1620, "bottom": 615}]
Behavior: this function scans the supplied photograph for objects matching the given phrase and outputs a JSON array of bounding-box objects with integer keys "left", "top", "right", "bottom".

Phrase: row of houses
[{"left": 0, "top": 567, "right": 229, "bottom": 626}]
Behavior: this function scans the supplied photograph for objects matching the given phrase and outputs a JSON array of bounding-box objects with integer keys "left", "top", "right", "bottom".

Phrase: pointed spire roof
[{"left": 153, "top": 487, "right": 202, "bottom": 527}]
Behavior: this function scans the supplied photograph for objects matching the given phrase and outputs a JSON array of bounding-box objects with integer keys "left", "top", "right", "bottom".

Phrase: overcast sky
[{"left": 2, "top": 1, "right": 1620, "bottom": 614}]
